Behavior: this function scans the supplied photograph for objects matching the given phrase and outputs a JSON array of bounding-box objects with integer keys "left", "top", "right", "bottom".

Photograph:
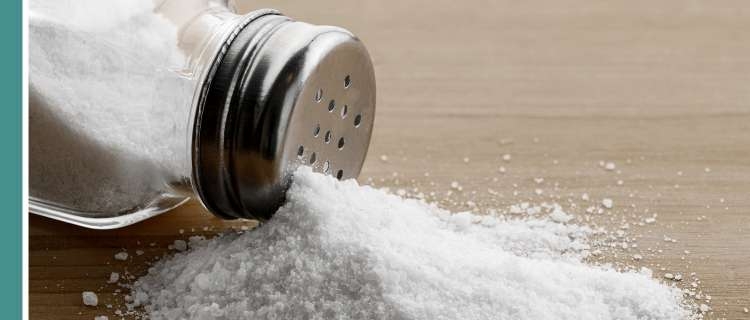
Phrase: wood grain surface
[{"left": 30, "top": 1, "right": 750, "bottom": 319}]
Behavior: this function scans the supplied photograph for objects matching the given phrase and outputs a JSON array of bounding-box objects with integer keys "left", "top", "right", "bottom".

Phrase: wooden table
[{"left": 30, "top": 1, "right": 750, "bottom": 319}]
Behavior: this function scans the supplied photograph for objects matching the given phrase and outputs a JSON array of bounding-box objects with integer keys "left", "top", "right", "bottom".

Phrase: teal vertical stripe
[{"left": 0, "top": 0, "right": 22, "bottom": 319}]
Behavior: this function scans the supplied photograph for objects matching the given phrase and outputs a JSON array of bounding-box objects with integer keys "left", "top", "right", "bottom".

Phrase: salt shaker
[{"left": 29, "top": 0, "right": 376, "bottom": 229}]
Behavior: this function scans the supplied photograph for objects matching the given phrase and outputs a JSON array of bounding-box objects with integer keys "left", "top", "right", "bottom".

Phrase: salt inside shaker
[{"left": 29, "top": 0, "right": 376, "bottom": 229}]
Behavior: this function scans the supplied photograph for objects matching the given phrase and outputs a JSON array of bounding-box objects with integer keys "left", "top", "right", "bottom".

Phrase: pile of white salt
[{"left": 129, "top": 167, "right": 691, "bottom": 319}]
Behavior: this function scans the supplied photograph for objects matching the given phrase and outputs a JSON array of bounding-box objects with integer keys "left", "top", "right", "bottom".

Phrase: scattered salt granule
[
  {"left": 107, "top": 272, "right": 119, "bottom": 284},
  {"left": 94, "top": 316, "right": 108, "bottom": 320},
  {"left": 601, "top": 198, "right": 614, "bottom": 209},
  {"left": 549, "top": 206, "right": 573, "bottom": 223},
  {"left": 113, "top": 252, "right": 128, "bottom": 261},
  {"left": 699, "top": 304, "right": 711, "bottom": 313},
  {"left": 82, "top": 291, "right": 98, "bottom": 306},
  {"left": 379, "top": 155, "right": 389, "bottom": 162},
  {"left": 130, "top": 168, "right": 690, "bottom": 320},
  {"left": 449, "top": 181, "right": 462, "bottom": 191},
  {"left": 172, "top": 239, "right": 187, "bottom": 252},
  {"left": 502, "top": 153, "right": 512, "bottom": 161},
  {"left": 604, "top": 162, "right": 616, "bottom": 171}
]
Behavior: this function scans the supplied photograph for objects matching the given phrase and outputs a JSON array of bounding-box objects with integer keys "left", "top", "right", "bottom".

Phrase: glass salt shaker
[{"left": 29, "top": 0, "right": 376, "bottom": 229}]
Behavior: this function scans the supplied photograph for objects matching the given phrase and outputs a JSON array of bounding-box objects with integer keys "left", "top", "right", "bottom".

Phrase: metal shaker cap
[{"left": 193, "top": 11, "right": 376, "bottom": 220}]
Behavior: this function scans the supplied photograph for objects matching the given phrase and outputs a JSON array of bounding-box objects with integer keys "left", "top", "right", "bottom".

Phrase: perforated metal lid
[{"left": 193, "top": 11, "right": 376, "bottom": 220}]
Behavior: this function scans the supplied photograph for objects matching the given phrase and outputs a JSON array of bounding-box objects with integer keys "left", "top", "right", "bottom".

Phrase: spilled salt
[{"left": 129, "top": 167, "right": 690, "bottom": 319}]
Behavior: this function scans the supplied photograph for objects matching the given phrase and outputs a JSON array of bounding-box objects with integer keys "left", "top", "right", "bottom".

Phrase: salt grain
[
  {"left": 699, "top": 304, "right": 711, "bottom": 313},
  {"left": 601, "top": 198, "right": 614, "bottom": 209},
  {"left": 113, "top": 252, "right": 128, "bottom": 261},
  {"left": 172, "top": 240, "right": 187, "bottom": 252},
  {"left": 82, "top": 291, "right": 98, "bottom": 306},
  {"left": 107, "top": 272, "right": 119, "bottom": 284},
  {"left": 94, "top": 316, "right": 108, "bottom": 320},
  {"left": 549, "top": 207, "right": 573, "bottom": 223},
  {"left": 130, "top": 168, "right": 689, "bottom": 320},
  {"left": 604, "top": 162, "right": 616, "bottom": 171}
]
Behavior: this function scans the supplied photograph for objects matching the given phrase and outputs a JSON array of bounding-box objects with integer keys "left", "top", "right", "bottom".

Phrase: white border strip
[{"left": 22, "top": 0, "right": 29, "bottom": 318}]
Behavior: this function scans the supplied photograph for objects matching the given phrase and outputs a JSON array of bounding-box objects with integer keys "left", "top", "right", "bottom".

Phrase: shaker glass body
[
  {"left": 30, "top": 0, "right": 377, "bottom": 228},
  {"left": 30, "top": 0, "right": 248, "bottom": 227}
]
